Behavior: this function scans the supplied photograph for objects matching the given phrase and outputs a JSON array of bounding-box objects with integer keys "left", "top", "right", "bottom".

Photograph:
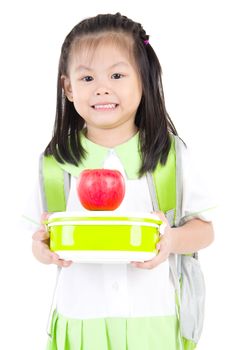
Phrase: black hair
[{"left": 45, "top": 12, "right": 178, "bottom": 177}]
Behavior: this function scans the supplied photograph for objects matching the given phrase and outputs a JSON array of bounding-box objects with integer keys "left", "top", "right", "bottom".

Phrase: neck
[{"left": 85, "top": 125, "right": 138, "bottom": 148}]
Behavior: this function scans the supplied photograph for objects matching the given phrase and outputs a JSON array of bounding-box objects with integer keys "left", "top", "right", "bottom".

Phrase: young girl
[{"left": 28, "top": 12, "right": 214, "bottom": 350}]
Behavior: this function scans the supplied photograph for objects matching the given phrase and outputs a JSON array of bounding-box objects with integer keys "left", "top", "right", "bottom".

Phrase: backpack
[{"left": 40, "top": 135, "right": 205, "bottom": 350}]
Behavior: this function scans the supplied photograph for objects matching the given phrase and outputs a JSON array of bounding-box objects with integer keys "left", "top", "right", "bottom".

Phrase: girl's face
[{"left": 62, "top": 41, "right": 142, "bottom": 136}]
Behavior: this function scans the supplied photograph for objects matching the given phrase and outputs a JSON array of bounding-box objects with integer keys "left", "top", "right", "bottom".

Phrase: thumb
[
  {"left": 40, "top": 212, "right": 51, "bottom": 230},
  {"left": 41, "top": 212, "right": 50, "bottom": 223},
  {"left": 32, "top": 213, "right": 50, "bottom": 241}
]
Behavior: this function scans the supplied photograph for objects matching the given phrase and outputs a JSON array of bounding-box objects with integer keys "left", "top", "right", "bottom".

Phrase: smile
[{"left": 92, "top": 103, "right": 118, "bottom": 110}]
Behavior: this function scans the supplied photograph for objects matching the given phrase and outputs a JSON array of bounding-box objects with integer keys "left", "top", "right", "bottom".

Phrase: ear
[{"left": 61, "top": 75, "right": 73, "bottom": 102}]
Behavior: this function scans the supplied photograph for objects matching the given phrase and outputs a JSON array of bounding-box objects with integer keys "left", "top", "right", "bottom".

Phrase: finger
[
  {"left": 32, "top": 240, "right": 52, "bottom": 264},
  {"left": 40, "top": 212, "right": 51, "bottom": 230},
  {"left": 131, "top": 260, "right": 154, "bottom": 269},
  {"left": 159, "top": 223, "right": 167, "bottom": 235},
  {"left": 45, "top": 250, "right": 65, "bottom": 265},
  {"left": 131, "top": 259, "right": 158, "bottom": 270},
  {"left": 53, "top": 258, "right": 73, "bottom": 268},
  {"left": 149, "top": 252, "right": 167, "bottom": 268},
  {"left": 32, "top": 229, "right": 49, "bottom": 241},
  {"left": 41, "top": 212, "right": 50, "bottom": 223},
  {"left": 154, "top": 211, "right": 168, "bottom": 223},
  {"left": 48, "top": 250, "right": 72, "bottom": 267},
  {"left": 61, "top": 260, "right": 73, "bottom": 267},
  {"left": 131, "top": 250, "right": 168, "bottom": 269}
]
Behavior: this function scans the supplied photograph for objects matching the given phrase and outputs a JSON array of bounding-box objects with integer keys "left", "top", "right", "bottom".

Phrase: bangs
[{"left": 69, "top": 32, "right": 136, "bottom": 71}]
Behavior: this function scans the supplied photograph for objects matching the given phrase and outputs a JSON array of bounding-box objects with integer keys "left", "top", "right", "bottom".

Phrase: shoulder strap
[
  {"left": 39, "top": 154, "right": 70, "bottom": 212},
  {"left": 152, "top": 136, "right": 176, "bottom": 215},
  {"left": 147, "top": 135, "right": 183, "bottom": 226}
]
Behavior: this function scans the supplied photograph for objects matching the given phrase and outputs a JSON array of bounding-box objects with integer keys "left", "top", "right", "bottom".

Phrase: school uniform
[{"left": 23, "top": 132, "right": 215, "bottom": 350}]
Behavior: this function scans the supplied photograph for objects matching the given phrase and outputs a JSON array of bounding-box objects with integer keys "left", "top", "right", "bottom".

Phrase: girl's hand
[
  {"left": 32, "top": 212, "right": 72, "bottom": 268},
  {"left": 131, "top": 211, "right": 173, "bottom": 269}
]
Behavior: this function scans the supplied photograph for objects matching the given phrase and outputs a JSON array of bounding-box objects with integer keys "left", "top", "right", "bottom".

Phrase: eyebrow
[{"left": 75, "top": 61, "right": 129, "bottom": 72}]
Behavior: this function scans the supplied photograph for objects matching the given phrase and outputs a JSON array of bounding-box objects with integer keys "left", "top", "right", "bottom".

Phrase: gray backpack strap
[
  {"left": 179, "top": 255, "right": 205, "bottom": 343},
  {"left": 174, "top": 136, "right": 184, "bottom": 227},
  {"left": 146, "top": 135, "right": 178, "bottom": 226},
  {"left": 170, "top": 138, "right": 205, "bottom": 346},
  {"left": 146, "top": 136, "right": 184, "bottom": 350}
]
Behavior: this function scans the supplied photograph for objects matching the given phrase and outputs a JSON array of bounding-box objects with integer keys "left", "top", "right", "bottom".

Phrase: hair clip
[{"left": 143, "top": 39, "right": 149, "bottom": 46}]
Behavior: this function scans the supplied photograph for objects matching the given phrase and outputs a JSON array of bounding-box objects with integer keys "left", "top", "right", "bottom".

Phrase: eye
[
  {"left": 111, "top": 73, "right": 124, "bottom": 79},
  {"left": 82, "top": 76, "right": 94, "bottom": 82}
]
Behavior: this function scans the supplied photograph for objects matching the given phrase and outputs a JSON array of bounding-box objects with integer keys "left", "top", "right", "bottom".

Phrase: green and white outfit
[{"left": 23, "top": 132, "right": 214, "bottom": 350}]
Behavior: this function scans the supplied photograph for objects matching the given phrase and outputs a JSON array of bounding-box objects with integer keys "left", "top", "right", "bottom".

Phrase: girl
[{"left": 28, "top": 12, "right": 214, "bottom": 350}]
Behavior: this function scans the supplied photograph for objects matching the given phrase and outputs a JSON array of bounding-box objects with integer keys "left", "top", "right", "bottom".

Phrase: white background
[{"left": 0, "top": 0, "right": 231, "bottom": 349}]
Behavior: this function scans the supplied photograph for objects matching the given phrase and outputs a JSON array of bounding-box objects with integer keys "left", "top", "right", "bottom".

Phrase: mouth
[{"left": 91, "top": 103, "right": 119, "bottom": 111}]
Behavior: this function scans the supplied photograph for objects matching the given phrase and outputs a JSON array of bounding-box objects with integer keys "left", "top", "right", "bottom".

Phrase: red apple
[{"left": 77, "top": 169, "right": 125, "bottom": 210}]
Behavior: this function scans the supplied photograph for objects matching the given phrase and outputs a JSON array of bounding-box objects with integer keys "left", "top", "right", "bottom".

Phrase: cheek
[
  {"left": 73, "top": 94, "right": 91, "bottom": 118},
  {"left": 126, "top": 77, "right": 142, "bottom": 101},
  {"left": 134, "top": 80, "right": 143, "bottom": 100},
  {"left": 124, "top": 86, "right": 142, "bottom": 107},
  {"left": 72, "top": 89, "right": 89, "bottom": 106}
]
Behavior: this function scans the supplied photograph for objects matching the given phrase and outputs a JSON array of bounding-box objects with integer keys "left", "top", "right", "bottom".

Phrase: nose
[
  {"left": 95, "top": 88, "right": 110, "bottom": 96},
  {"left": 94, "top": 79, "right": 111, "bottom": 96}
]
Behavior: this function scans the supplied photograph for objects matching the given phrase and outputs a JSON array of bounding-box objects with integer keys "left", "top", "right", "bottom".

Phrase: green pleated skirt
[{"left": 46, "top": 310, "right": 184, "bottom": 350}]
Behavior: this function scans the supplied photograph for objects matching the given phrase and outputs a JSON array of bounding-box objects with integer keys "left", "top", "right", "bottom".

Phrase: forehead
[{"left": 69, "top": 32, "right": 136, "bottom": 70}]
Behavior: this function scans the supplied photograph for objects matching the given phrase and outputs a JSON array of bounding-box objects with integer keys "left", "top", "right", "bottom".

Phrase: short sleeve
[{"left": 179, "top": 141, "right": 217, "bottom": 224}]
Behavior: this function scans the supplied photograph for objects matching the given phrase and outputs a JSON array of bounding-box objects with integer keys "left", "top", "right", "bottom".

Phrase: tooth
[{"left": 94, "top": 104, "right": 116, "bottom": 109}]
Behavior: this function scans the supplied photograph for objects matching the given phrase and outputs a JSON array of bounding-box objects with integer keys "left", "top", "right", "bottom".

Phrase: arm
[
  {"left": 171, "top": 218, "right": 214, "bottom": 254},
  {"left": 131, "top": 211, "right": 214, "bottom": 269}
]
